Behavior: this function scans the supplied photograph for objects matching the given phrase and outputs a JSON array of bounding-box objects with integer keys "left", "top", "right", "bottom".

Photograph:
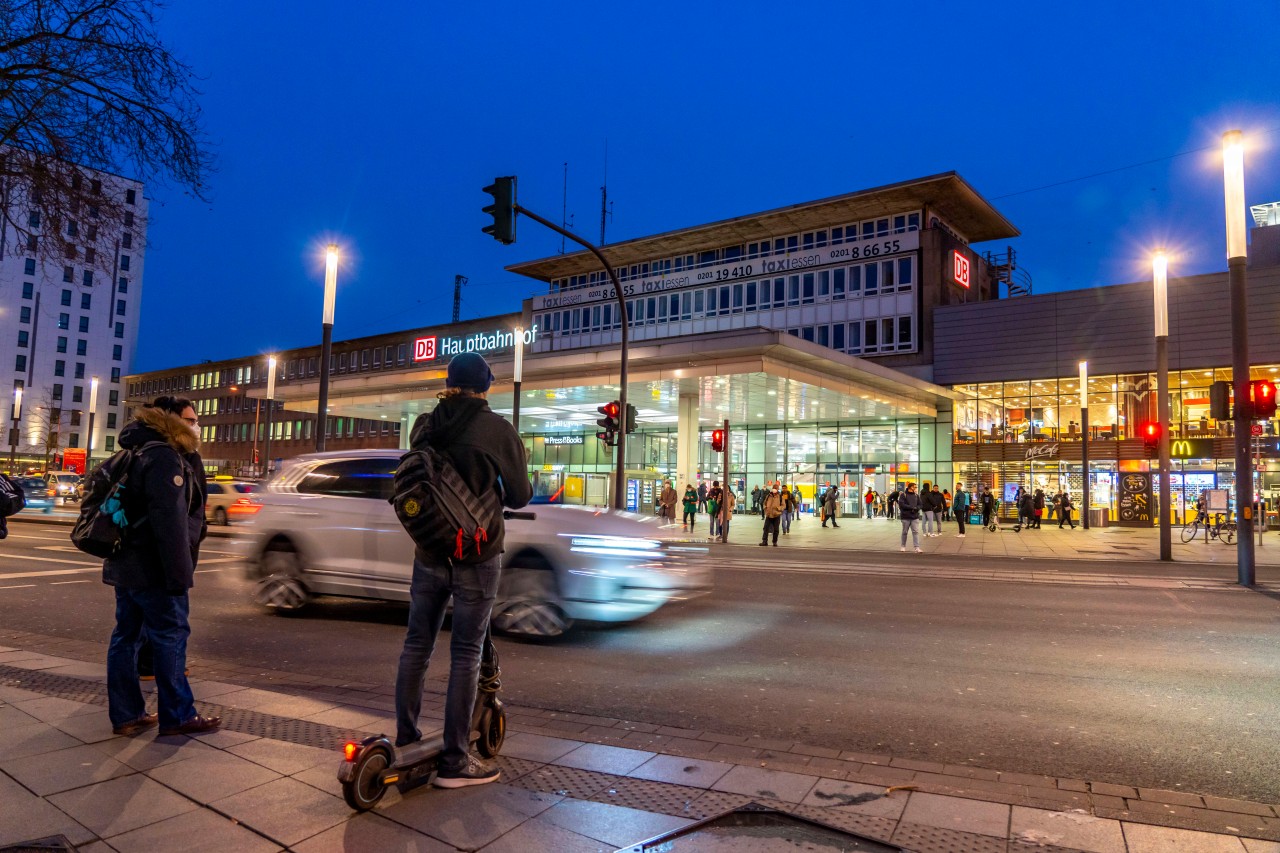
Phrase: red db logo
[
  {"left": 412, "top": 337, "right": 437, "bottom": 361},
  {"left": 952, "top": 251, "right": 970, "bottom": 289}
]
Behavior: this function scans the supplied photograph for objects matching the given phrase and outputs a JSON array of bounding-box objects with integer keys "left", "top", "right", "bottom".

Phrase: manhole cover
[{"left": 615, "top": 802, "right": 903, "bottom": 852}]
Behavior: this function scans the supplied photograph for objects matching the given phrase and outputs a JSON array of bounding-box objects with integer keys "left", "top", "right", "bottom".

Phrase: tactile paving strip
[
  {"left": 505, "top": 763, "right": 621, "bottom": 799},
  {"left": 891, "top": 822, "right": 1007, "bottom": 853},
  {"left": 686, "top": 789, "right": 754, "bottom": 820},
  {"left": 791, "top": 805, "right": 899, "bottom": 844},
  {"left": 0, "top": 664, "right": 373, "bottom": 751},
  {"left": 494, "top": 754, "right": 541, "bottom": 782},
  {"left": 590, "top": 778, "right": 707, "bottom": 818}
]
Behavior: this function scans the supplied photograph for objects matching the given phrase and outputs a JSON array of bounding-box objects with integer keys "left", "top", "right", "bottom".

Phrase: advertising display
[{"left": 1117, "top": 472, "right": 1153, "bottom": 527}]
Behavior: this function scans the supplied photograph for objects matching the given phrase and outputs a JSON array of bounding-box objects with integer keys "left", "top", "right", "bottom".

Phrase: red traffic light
[
  {"left": 1140, "top": 420, "right": 1161, "bottom": 453},
  {"left": 710, "top": 429, "right": 724, "bottom": 453},
  {"left": 1250, "top": 379, "right": 1277, "bottom": 418}
]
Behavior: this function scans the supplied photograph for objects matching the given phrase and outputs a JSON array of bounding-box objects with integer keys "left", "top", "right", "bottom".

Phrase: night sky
[{"left": 135, "top": 0, "right": 1280, "bottom": 372}]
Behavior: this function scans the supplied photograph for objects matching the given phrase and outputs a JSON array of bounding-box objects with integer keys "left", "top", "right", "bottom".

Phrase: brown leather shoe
[
  {"left": 112, "top": 713, "right": 159, "bottom": 736},
  {"left": 159, "top": 714, "right": 222, "bottom": 736}
]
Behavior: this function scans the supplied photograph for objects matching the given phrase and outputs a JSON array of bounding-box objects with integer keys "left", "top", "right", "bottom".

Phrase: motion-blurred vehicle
[
  {"left": 14, "top": 477, "right": 55, "bottom": 512},
  {"left": 45, "top": 472, "right": 82, "bottom": 505},
  {"left": 236, "top": 450, "right": 711, "bottom": 638},
  {"left": 205, "top": 478, "right": 262, "bottom": 525}
]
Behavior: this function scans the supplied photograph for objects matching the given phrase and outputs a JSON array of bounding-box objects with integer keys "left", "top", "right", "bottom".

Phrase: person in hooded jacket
[
  {"left": 395, "top": 353, "right": 532, "bottom": 788},
  {"left": 103, "top": 396, "right": 219, "bottom": 737}
]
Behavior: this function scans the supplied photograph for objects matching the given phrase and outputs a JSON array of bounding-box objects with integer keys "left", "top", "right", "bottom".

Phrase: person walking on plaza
[
  {"left": 941, "top": 488, "right": 952, "bottom": 521},
  {"left": 822, "top": 485, "right": 840, "bottom": 528},
  {"left": 682, "top": 484, "right": 698, "bottom": 529},
  {"left": 864, "top": 487, "right": 875, "bottom": 520},
  {"left": 780, "top": 485, "right": 796, "bottom": 534},
  {"left": 719, "top": 486, "right": 736, "bottom": 541},
  {"left": 952, "top": 482, "right": 969, "bottom": 537},
  {"left": 1058, "top": 491, "right": 1077, "bottom": 529},
  {"left": 751, "top": 485, "right": 762, "bottom": 516},
  {"left": 395, "top": 353, "right": 532, "bottom": 787},
  {"left": 659, "top": 480, "right": 678, "bottom": 522},
  {"left": 760, "top": 486, "right": 783, "bottom": 546},
  {"left": 887, "top": 487, "right": 899, "bottom": 519},
  {"left": 1032, "top": 488, "right": 1046, "bottom": 529},
  {"left": 897, "top": 482, "right": 923, "bottom": 552},
  {"left": 697, "top": 481, "right": 708, "bottom": 513},
  {"left": 922, "top": 483, "right": 943, "bottom": 536},
  {"left": 981, "top": 486, "right": 996, "bottom": 529},
  {"left": 707, "top": 481, "right": 723, "bottom": 538},
  {"left": 1017, "top": 488, "right": 1035, "bottom": 531},
  {"left": 103, "top": 396, "right": 220, "bottom": 737}
]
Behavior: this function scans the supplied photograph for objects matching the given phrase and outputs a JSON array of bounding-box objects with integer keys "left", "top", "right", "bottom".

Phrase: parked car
[
  {"left": 45, "top": 472, "right": 82, "bottom": 505},
  {"left": 235, "top": 450, "right": 711, "bottom": 638},
  {"left": 14, "top": 477, "right": 55, "bottom": 513},
  {"left": 205, "top": 479, "right": 262, "bottom": 525}
]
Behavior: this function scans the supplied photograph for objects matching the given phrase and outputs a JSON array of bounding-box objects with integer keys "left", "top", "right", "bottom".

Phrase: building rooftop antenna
[
  {"left": 600, "top": 139, "right": 613, "bottom": 246},
  {"left": 451, "top": 274, "right": 468, "bottom": 323}
]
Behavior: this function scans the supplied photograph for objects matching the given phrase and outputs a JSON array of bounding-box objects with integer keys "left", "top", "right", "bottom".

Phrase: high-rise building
[{"left": 1, "top": 166, "right": 146, "bottom": 473}]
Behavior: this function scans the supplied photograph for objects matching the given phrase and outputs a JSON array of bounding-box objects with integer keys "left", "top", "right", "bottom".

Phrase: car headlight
[{"left": 563, "top": 534, "right": 664, "bottom": 560}]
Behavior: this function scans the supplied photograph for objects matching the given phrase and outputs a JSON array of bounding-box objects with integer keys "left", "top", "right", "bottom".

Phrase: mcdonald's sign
[{"left": 1169, "top": 438, "right": 1213, "bottom": 459}]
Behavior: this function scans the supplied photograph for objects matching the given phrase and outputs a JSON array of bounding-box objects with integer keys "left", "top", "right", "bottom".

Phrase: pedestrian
[
  {"left": 897, "top": 482, "right": 923, "bottom": 552},
  {"left": 751, "top": 485, "right": 762, "bottom": 516},
  {"left": 697, "top": 481, "right": 708, "bottom": 513},
  {"left": 1032, "top": 489, "right": 1045, "bottom": 529},
  {"left": 707, "top": 481, "right": 722, "bottom": 538},
  {"left": 0, "top": 470, "right": 24, "bottom": 539},
  {"left": 1018, "top": 488, "right": 1035, "bottom": 531},
  {"left": 760, "top": 486, "right": 783, "bottom": 546},
  {"left": 864, "top": 487, "right": 874, "bottom": 520},
  {"left": 952, "top": 482, "right": 969, "bottom": 537},
  {"left": 887, "top": 488, "right": 899, "bottom": 519},
  {"left": 1050, "top": 491, "right": 1061, "bottom": 523},
  {"left": 103, "top": 396, "right": 220, "bottom": 737},
  {"left": 1058, "top": 491, "right": 1077, "bottom": 529},
  {"left": 981, "top": 486, "right": 995, "bottom": 529},
  {"left": 780, "top": 485, "right": 795, "bottom": 534},
  {"left": 395, "top": 353, "right": 532, "bottom": 787},
  {"left": 822, "top": 485, "right": 840, "bottom": 528},
  {"left": 874, "top": 492, "right": 885, "bottom": 518},
  {"left": 922, "top": 483, "right": 942, "bottom": 536},
  {"left": 659, "top": 480, "right": 678, "bottom": 522},
  {"left": 719, "top": 486, "right": 736, "bottom": 540},
  {"left": 941, "top": 488, "right": 952, "bottom": 521},
  {"left": 682, "top": 484, "right": 698, "bottom": 528}
]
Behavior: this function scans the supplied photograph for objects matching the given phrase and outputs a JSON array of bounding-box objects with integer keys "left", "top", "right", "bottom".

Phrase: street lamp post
[
  {"left": 1080, "top": 361, "right": 1090, "bottom": 530},
  {"left": 263, "top": 356, "right": 277, "bottom": 479},
  {"left": 512, "top": 326, "right": 524, "bottom": 432},
  {"left": 1223, "top": 130, "right": 1255, "bottom": 586},
  {"left": 1153, "top": 253, "right": 1172, "bottom": 561},
  {"left": 87, "top": 376, "right": 99, "bottom": 472},
  {"left": 316, "top": 245, "right": 338, "bottom": 452},
  {"left": 8, "top": 386, "right": 21, "bottom": 472}
]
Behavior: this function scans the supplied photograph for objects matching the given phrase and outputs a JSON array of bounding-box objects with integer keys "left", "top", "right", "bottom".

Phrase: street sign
[{"left": 1251, "top": 423, "right": 1264, "bottom": 436}]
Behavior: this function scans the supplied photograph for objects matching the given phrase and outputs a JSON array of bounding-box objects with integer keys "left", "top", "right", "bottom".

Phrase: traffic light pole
[
  {"left": 512, "top": 203, "right": 630, "bottom": 510},
  {"left": 721, "top": 419, "right": 730, "bottom": 543},
  {"left": 1228, "top": 255, "right": 1255, "bottom": 585},
  {"left": 1156, "top": 334, "right": 1172, "bottom": 561}
]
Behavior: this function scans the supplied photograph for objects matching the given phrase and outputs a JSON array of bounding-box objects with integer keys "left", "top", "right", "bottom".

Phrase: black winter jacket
[
  {"left": 102, "top": 407, "right": 207, "bottom": 594},
  {"left": 409, "top": 394, "right": 532, "bottom": 564},
  {"left": 922, "top": 490, "right": 945, "bottom": 513},
  {"left": 897, "top": 491, "right": 922, "bottom": 520}
]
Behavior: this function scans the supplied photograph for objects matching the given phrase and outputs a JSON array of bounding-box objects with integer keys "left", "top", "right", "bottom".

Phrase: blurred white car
[{"left": 236, "top": 450, "right": 711, "bottom": 639}]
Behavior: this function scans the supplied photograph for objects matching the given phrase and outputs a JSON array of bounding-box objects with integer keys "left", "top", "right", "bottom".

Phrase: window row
[
  {"left": 538, "top": 258, "right": 915, "bottom": 338},
  {"left": 786, "top": 315, "right": 915, "bottom": 355},
  {"left": 552, "top": 212, "right": 922, "bottom": 291},
  {"left": 199, "top": 416, "right": 401, "bottom": 443}
]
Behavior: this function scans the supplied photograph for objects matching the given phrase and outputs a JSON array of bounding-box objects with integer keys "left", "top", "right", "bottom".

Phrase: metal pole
[
  {"left": 1223, "top": 131, "right": 1254, "bottom": 585},
  {"left": 316, "top": 323, "right": 333, "bottom": 452},
  {"left": 264, "top": 356, "right": 277, "bottom": 480},
  {"left": 513, "top": 203, "right": 630, "bottom": 509},
  {"left": 1154, "top": 253, "right": 1171, "bottom": 561},
  {"left": 721, "top": 418, "right": 730, "bottom": 542},
  {"left": 252, "top": 398, "right": 261, "bottom": 478},
  {"left": 512, "top": 327, "right": 524, "bottom": 432},
  {"left": 1080, "top": 361, "right": 1090, "bottom": 530}
]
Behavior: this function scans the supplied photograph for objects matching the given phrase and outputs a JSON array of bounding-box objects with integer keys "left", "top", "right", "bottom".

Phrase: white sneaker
[
  {"left": 900, "top": 546, "right": 907, "bottom": 552},
  {"left": 956, "top": 534, "right": 966, "bottom": 538},
  {"left": 914, "top": 547, "right": 923, "bottom": 553}
]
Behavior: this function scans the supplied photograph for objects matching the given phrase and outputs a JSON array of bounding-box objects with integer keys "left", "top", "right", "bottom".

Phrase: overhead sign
[
  {"left": 413, "top": 326, "right": 537, "bottom": 363},
  {"left": 531, "top": 231, "right": 921, "bottom": 311},
  {"left": 1170, "top": 439, "right": 1214, "bottom": 459},
  {"left": 544, "top": 435, "right": 584, "bottom": 446},
  {"left": 952, "top": 250, "right": 971, "bottom": 289},
  {"left": 1024, "top": 443, "right": 1059, "bottom": 461}
]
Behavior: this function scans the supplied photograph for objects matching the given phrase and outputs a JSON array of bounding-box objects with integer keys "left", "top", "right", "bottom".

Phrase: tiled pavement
[{"left": 2, "top": 644, "right": 1278, "bottom": 852}]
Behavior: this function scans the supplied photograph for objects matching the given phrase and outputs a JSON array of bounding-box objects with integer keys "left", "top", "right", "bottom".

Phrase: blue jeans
[
  {"left": 395, "top": 556, "right": 500, "bottom": 769},
  {"left": 781, "top": 510, "right": 792, "bottom": 534},
  {"left": 107, "top": 587, "right": 196, "bottom": 728}
]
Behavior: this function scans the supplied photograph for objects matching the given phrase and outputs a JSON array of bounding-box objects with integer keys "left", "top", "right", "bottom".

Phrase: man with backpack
[
  {"left": 0, "top": 471, "right": 26, "bottom": 539},
  {"left": 99, "top": 396, "right": 219, "bottom": 737},
  {"left": 394, "top": 353, "right": 531, "bottom": 788}
]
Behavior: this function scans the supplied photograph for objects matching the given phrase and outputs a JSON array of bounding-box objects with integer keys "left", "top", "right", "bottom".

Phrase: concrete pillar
[
  {"left": 399, "top": 418, "right": 412, "bottom": 450},
  {"left": 677, "top": 393, "right": 700, "bottom": 489}
]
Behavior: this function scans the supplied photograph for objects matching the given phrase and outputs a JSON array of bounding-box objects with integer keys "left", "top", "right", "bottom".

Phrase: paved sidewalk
[{"left": 1, "top": 645, "right": 1277, "bottom": 852}]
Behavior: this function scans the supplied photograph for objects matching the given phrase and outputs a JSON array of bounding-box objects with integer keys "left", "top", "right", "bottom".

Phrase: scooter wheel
[
  {"left": 476, "top": 705, "right": 506, "bottom": 759},
  {"left": 342, "top": 745, "right": 392, "bottom": 811}
]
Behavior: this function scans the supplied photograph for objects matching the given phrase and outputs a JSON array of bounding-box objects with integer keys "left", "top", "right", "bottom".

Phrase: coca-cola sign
[{"left": 1024, "top": 443, "right": 1059, "bottom": 461}]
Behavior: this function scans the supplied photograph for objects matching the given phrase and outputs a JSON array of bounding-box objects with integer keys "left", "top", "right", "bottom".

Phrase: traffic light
[
  {"left": 482, "top": 176, "right": 517, "bottom": 244},
  {"left": 1209, "top": 380, "right": 1232, "bottom": 420},
  {"left": 1250, "top": 379, "right": 1277, "bottom": 419},
  {"left": 710, "top": 429, "right": 724, "bottom": 453},
  {"left": 624, "top": 403, "right": 637, "bottom": 434},
  {"left": 1140, "top": 421, "right": 1161, "bottom": 454},
  {"left": 596, "top": 401, "right": 620, "bottom": 446}
]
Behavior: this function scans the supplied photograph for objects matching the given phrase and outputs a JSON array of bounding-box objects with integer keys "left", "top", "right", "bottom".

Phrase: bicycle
[{"left": 1181, "top": 513, "right": 1236, "bottom": 545}]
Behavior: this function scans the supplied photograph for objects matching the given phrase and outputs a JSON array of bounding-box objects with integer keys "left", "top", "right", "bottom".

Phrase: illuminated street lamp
[
  {"left": 262, "top": 356, "right": 277, "bottom": 479},
  {"left": 1222, "top": 130, "right": 1254, "bottom": 585},
  {"left": 512, "top": 326, "right": 525, "bottom": 431},
  {"left": 1080, "top": 361, "right": 1090, "bottom": 530},
  {"left": 1152, "top": 252, "right": 1171, "bottom": 561},
  {"left": 87, "top": 376, "right": 100, "bottom": 472},
  {"left": 8, "top": 386, "right": 22, "bottom": 472},
  {"left": 316, "top": 244, "right": 339, "bottom": 451}
]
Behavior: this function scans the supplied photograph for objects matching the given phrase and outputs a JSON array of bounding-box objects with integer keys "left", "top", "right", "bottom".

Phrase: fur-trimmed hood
[{"left": 118, "top": 406, "right": 200, "bottom": 454}]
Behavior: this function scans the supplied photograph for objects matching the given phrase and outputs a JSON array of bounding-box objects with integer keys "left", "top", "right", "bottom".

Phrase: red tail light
[
  {"left": 343, "top": 742, "right": 359, "bottom": 762},
  {"left": 227, "top": 498, "right": 262, "bottom": 517}
]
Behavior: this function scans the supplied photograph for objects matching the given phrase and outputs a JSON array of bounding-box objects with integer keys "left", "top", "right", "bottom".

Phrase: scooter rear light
[{"left": 343, "top": 742, "right": 359, "bottom": 762}]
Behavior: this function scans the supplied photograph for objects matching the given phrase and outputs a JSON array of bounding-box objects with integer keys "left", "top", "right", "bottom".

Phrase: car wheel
[
  {"left": 492, "top": 561, "right": 572, "bottom": 640},
  {"left": 214, "top": 507, "right": 228, "bottom": 526},
  {"left": 255, "top": 543, "right": 310, "bottom": 613}
]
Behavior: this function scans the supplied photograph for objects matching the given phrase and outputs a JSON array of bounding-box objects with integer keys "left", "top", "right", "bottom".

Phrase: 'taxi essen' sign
[{"left": 413, "top": 326, "right": 538, "bottom": 362}]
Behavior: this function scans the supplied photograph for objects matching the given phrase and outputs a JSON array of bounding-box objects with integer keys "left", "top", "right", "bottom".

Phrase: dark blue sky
[{"left": 136, "top": 1, "right": 1280, "bottom": 371}]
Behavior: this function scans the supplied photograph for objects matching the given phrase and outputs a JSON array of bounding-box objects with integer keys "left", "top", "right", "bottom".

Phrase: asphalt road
[{"left": 1, "top": 519, "right": 1277, "bottom": 803}]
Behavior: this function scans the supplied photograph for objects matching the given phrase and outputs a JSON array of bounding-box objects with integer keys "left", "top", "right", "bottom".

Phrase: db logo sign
[
  {"left": 952, "top": 250, "right": 970, "bottom": 289},
  {"left": 412, "top": 336, "right": 438, "bottom": 362}
]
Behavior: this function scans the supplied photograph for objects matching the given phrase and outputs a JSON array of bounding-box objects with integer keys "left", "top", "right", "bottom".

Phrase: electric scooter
[{"left": 340, "top": 626, "right": 506, "bottom": 810}]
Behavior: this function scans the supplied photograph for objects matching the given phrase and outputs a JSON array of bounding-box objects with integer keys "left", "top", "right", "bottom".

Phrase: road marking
[
  {"left": 7, "top": 534, "right": 70, "bottom": 542},
  {"left": 0, "top": 584, "right": 36, "bottom": 590},
  {"left": 197, "top": 557, "right": 239, "bottom": 566},
  {"left": 49, "top": 580, "right": 90, "bottom": 585},
  {"left": 195, "top": 569, "right": 224, "bottom": 574},
  {"left": 0, "top": 554, "right": 100, "bottom": 568},
  {"left": 0, "top": 566, "right": 100, "bottom": 579}
]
